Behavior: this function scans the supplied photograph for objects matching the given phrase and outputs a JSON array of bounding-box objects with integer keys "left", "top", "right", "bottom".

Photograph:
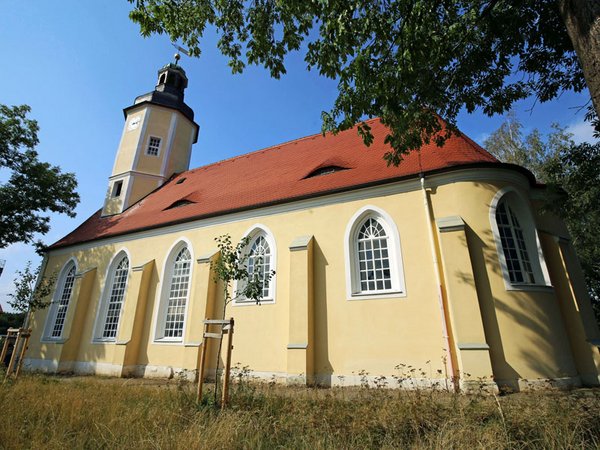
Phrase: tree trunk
[{"left": 558, "top": 0, "right": 600, "bottom": 120}]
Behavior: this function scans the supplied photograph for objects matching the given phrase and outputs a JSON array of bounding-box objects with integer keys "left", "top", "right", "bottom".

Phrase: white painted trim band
[
  {"left": 287, "top": 343, "right": 308, "bottom": 349},
  {"left": 437, "top": 216, "right": 466, "bottom": 232},
  {"left": 289, "top": 235, "right": 313, "bottom": 251}
]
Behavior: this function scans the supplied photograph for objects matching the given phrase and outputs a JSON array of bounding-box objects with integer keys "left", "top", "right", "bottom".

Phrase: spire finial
[{"left": 171, "top": 43, "right": 191, "bottom": 65}]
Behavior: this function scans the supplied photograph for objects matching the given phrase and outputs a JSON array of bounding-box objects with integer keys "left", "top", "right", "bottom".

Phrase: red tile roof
[{"left": 50, "top": 118, "right": 501, "bottom": 249}]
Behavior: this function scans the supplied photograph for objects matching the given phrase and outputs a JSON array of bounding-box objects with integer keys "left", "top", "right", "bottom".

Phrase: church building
[{"left": 24, "top": 62, "right": 600, "bottom": 392}]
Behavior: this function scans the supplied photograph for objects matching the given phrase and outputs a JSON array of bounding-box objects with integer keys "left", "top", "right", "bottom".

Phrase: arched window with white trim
[
  {"left": 45, "top": 260, "right": 77, "bottom": 340},
  {"left": 357, "top": 218, "right": 393, "bottom": 292},
  {"left": 155, "top": 242, "right": 193, "bottom": 340},
  {"left": 248, "top": 235, "right": 272, "bottom": 298},
  {"left": 345, "top": 207, "right": 406, "bottom": 299},
  {"left": 94, "top": 253, "right": 129, "bottom": 341},
  {"left": 235, "top": 226, "right": 277, "bottom": 304},
  {"left": 496, "top": 200, "right": 535, "bottom": 284},
  {"left": 490, "top": 188, "right": 551, "bottom": 289}
]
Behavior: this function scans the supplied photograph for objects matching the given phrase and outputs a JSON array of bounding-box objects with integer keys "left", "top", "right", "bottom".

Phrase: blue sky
[{"left": 0, "top": 0, "right": 596, "bottom": 311}]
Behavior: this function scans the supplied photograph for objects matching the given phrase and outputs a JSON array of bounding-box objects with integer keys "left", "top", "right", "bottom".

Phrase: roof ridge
[{"left": 183, "top": 117, "right": 381, "bottom": 176}]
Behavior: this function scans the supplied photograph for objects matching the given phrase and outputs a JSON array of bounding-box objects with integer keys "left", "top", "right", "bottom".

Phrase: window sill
[
  {"left": 347, "top": 290, "right": 406, "bottom": 301},
  {"left": 233, "top": 298, "right": 275, "bottom": 307},
  {"left": 153, "top": 337, "right": 184, "bottom": 344},
  {"left": 41, "top": 337, "right": 67, "bottom": 344},
  {"left": 505, "top": 283, "right": 554, "bottom": 293},
  {"left": 92, "top": 338, "right": 116, "bottom": 344}
]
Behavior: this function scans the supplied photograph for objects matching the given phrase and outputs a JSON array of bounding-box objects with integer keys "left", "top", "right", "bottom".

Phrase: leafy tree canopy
[
  {"left": 128, "top": 0, "right": 596, "bottom": 165},
  {"left": 0, "top": 104, "right": 80, "bottom": 249}
]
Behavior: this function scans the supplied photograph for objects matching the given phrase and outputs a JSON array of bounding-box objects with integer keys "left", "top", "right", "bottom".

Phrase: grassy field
[{"left": 0, "top": 373, "right": 599, "bottom": 449}]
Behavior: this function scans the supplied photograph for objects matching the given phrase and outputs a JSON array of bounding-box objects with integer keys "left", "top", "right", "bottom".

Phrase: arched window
[
  {"left": 156, "top": 243, "right": 192, "bottom": 340},
  {"left": 235, "top": 226, "right": 276, "bottom": 304},
  {"left": 95, "top": 254, "right": 129, "bottom": 341},
  {"left": 356, "top": 218, "right": 393, "bottom": 292},
  {"left": 345, "top": 206, "right": 406, "bottom": 299},
  {"left": 496, "top": 200, "right": 534, "bottom": 284},
  {"left": 247, "top": 235, "right": 272, "bottom": 299},
  {"left": 45, "top": 261, "right": 77, "bottom": 340},
  {"left": 490, "top": 188, "right": 551, "bottom": 288}
]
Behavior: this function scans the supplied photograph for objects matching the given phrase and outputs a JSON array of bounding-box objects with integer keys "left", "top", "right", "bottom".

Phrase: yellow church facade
[{"left": 24, "top": 63, "right": 600, "bottom": 392}]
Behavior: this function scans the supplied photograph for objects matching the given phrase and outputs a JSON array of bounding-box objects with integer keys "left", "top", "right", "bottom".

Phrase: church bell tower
[{"left": 102, "top": 61, "right": 199, "bottom": 216}]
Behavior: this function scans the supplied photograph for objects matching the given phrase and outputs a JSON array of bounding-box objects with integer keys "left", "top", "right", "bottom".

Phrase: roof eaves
[{"left": 46, "top": 161, "right": 531, "bottom": 252}]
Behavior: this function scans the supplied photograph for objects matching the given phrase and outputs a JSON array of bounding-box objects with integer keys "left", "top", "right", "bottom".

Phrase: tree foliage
[
  {"left": 7, "top": 261, "right": 55, "bottom": 314},
  {"left": 210, "top": 234, "right": 275, "bottom": 404},
  {"left": 0, "top": 104, "right": 79, "bottom": 249},
  {"left": 483, "top": 110, "right": 573, "bottom": 182},
  {"left": 212, "top": 234, "right": 275, "bottom": 310},
  {"left": 0, "top": 312, "right": 26, "bottom": 336},
  {"left": 128, "top": 0, "right": 594, "bottom": 165},
  {"left": 543, "top": 141, "right": 600, "bottom": 322}
]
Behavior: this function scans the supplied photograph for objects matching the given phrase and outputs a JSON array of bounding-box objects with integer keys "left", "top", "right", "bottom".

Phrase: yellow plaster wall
[
  {"left": 128, "top": 176, "right": 159, "bottom": 206},
  {"left": 135, "top": 107, "right": 173, "bottom": 175},
  {"left": 428, "top": 180, "right": 579, "bottom": 384},
  {"left": 166, "top": 118, "right": 195, "bottom": 176},
  {"left": 112, "top": 110, "right": 146, "bottom": 175},
  {"left": 27, "top": 173, "right": 599, "bottom": 387}
]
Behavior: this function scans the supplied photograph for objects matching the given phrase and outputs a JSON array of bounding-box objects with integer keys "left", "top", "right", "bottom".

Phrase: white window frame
[
  {"left": 233, "top": 224, "right": 277, "bottom": 305},
  {"left": 146, "top": 135, "right": 162, "bottom": 157},
  {"left": 344, "top": 206, "right": 406, "bottom": 300},
  {"left": 489, "top": 187, "right": 552, "bottom": 291},
  {"left": 42, "top": 258, "right": 78, "bottom": 342},
  {"left": 92, "top": 250, "right": 130, "bottom": 343},
  {"left": 153, "top": 239, "right": 194, "bottom": 342}
]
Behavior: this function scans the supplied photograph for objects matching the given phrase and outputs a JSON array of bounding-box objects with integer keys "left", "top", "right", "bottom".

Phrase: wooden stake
[
  {"left": 196, "top": 322, "right": 209, "bottom": 403},
  {"left": 221, "top": 317, "right": 234, "bottom": 409},
  {"left": 14, "top": 331, "right": 31, "bottom": 379},
  {"left": 196, "top": 318, "right": 232, "bottom": 404},
  {"left": 5, "top": 331, "right": 19, "bottom": 380},
  {"left": 0, "top": 330, "right": 12, "bottom": 365}
]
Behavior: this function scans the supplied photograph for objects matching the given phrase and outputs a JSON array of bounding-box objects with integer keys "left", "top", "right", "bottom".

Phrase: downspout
[{"left": 420, "top": 175, "right": 458, "bottom": 392}]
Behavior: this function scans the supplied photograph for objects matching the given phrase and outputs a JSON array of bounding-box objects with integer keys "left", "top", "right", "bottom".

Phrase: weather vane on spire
[{"left": 171, "top": 43, "right": 191, "bottom": 64}]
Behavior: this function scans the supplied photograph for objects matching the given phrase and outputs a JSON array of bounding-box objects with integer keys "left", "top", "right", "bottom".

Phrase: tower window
[
  {"left": 147, "top": 136, "right": 162, "bottom": 156},
  {"left": 112, "top": 181, "right": 123, "bottom": 197}
]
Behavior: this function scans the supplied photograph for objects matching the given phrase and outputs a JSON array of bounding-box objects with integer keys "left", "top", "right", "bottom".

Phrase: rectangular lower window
[{"left": 112, "top": 181, "right": 123, "bottom": 197}]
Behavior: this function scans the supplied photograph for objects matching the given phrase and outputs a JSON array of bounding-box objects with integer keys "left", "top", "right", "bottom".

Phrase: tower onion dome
[{"left": 126, "top": 63, "right": 195, "bottom": 123}]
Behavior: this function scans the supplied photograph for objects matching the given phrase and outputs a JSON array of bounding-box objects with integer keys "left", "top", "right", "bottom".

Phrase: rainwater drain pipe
[{"left": 420, "top": 175, "right": 458, "bottom": 392}]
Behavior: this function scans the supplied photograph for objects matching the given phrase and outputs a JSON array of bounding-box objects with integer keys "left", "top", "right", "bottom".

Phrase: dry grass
[{"left": 0, "top": 373, "right": 599, "bottom": 449}]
